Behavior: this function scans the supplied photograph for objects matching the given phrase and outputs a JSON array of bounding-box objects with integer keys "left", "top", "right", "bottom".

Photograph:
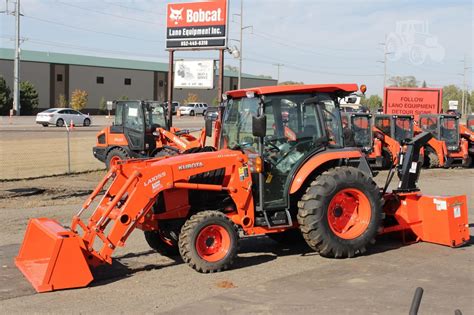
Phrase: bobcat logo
[{"left": 169, "top": 7, "right": 183, "bottom": 25}]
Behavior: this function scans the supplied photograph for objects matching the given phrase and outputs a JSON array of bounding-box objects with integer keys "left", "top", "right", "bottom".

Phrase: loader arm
[
  {"left": 16, "top": 150, "right": 253, "bottom": 292},
  {"left": 159, "top": 128, "right": 203, "bottom": 152}
]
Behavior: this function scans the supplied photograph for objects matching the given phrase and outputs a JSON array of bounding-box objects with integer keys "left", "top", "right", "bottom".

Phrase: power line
[
  {"left": 56, "top": 2, "right": 165, "bottom": 26},
  {"left": 24, "top": 15, "right": 164, "bottom": 43},
  {"left": 107, "top": 3, "right": 166, "bottom": 16}
]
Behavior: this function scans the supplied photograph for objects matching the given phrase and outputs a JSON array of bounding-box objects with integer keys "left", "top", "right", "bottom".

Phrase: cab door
[{"left": 123, "top": 101, "right": 145, "bottom": 151}]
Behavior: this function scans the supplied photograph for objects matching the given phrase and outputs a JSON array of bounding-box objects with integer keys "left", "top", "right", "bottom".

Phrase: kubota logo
[{"left": 169, "top": 6, "right": 223, "bottom": 25}]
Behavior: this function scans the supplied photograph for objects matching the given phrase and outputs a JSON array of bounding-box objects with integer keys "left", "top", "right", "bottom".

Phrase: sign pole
[
  {"left": 167, "top": 49, "right": 174, "bottom": 129},
  {"left": 218, "top": 49, "right": 224, "bottom": 103}
]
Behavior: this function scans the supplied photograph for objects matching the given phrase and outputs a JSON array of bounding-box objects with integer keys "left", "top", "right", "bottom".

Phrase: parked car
[
  {"left": 204, "top": 108, "right": 218, "bottom": 121},
  {"left": 179, "top": 103, "right": 208, "bottom": 116},
  {"left": 161, "top": 101, "right": 180, "bottom": 115},
  {"left": 36, "top": 108, "right": 92, "bottom": 127}
]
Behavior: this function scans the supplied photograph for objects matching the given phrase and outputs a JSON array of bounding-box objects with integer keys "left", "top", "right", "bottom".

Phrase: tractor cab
[
  {"left": 374, "top": 114, "right": 414, "bottom": 144},
  {"left": 341, "top": 112, "right": 373, "bottom": 152},
  {"left": 220, "top": 85, "right": 357, "bottom": 217},
  {"left": 467, "top": 115, "right": 474, "bottom": 132},
  {"left": 112, "top": 100, "right": 168, "bottom": 153},
  {"left": 419, "top": 114, "right": 460, "bottom": 152}
]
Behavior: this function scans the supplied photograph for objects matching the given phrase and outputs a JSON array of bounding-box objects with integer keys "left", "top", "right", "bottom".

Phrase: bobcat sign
[{"left": 166, "top": 0, "right": 228, "bottom": 49}]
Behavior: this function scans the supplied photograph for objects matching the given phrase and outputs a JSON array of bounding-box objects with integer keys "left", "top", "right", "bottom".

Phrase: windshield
[
  {"left": 394, "top": 117, "right": 413, "bottom": 142},
  {"left": 147, "top": 104, "right": 167, "bottom": 128},
  {"left": 220, "top": 93, "right": 342, "bottom": 150},
  {"left": 351, "top": 115, "right": 372, "bottom": 148},
  {"left": 468, "top": 117, "right": 474, "bottom": 132},
  {"left": 440, "top": 117, "right": 459, "bottom": 147}
]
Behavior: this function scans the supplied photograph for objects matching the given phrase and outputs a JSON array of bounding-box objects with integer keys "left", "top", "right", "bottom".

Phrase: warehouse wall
[
  {"left": 69, "top": 65, "right": 154, "bottom": 112},
  {"left": 0, "top": 58, "right": 277, "bottom": 114},
  {"left": 0, "top": 60, "right": 50, "bottom": 109}
]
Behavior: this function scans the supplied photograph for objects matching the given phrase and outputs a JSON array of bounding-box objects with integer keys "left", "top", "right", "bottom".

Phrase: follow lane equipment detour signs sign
[{"left": 384, "top": 87, "right": 442, "bottom": 119}]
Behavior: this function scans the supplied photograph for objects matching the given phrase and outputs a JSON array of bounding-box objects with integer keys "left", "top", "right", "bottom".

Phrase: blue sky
[{"left": 0, "top": 0, "right": 472, "bottom": 96}]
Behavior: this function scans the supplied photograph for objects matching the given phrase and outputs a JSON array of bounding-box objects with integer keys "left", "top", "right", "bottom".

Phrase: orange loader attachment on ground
[{"left": 16, "top": 218, "right": 93, "bottom": 292}]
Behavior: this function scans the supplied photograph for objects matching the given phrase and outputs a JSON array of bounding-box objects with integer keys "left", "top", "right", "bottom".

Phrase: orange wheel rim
[
  {"left": 196, "top": 224, "right": 230, "bottom": 262},
  {"left": 110, "top": 156, "right": 121, "bottom": 166},
  {"left": 327, "top": 188, "right": 371, "bottom": 240}
]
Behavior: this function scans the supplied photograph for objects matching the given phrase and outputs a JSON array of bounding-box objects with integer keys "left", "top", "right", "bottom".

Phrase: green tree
[
  {"left": 388, "top": 76, "right": 419, "bottom": 87},
  {"left": 0, "top": 76, "right": 12, "bottom": 115},
  {"left": 421, "top": 80, "right": 427, "bottom": 88},
  {"left": 118, "top": 95, "right": 129, "bottom": 101},
  {"left": 99, "top": 97, "right": 107, "bottom": 114},
  {"left": 359, "top": 94, "right": 383, "bottom": 112},
  {"left": 70, "top": 89, "right": 88, "bottom": 111},
  {"left": 442, "top": 85, "right": 462, "bottom": 111},
  {"left": 19, "top": 81, "right": 39, "bottom": 115},
  {"left": 56, "top": 94, "right": 68, "bottom": 108}
]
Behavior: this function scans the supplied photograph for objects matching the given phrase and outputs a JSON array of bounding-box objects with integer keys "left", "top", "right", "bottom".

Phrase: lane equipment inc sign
[{"left": 166, "top": 0, "right": 228, "bottom": 49}]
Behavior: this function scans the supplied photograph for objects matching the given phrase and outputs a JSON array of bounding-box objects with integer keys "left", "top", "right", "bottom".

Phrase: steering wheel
[
  {"left": 272, "top": 139, "right": 313, "bottom": 167},
  {"left": 264, "top": 136, "right": 280, "bottom": 152}
]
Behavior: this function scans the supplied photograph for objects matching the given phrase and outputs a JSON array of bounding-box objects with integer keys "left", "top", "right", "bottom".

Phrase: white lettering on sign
[{"left": 186, "top": 8, "right": 222, "bottom": 23}]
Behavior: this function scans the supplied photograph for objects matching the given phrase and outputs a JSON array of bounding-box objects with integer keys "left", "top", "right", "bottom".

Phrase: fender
[{"left": 289, "top": 149, "right": 362, "bottom": 194}]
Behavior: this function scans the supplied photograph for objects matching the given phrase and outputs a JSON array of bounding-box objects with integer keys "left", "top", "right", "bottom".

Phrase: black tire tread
[
  {"left": 105, "top": 147, "right": 129, "bottom": 170},
  {"left": 297, "top": 166, "right": 383, "bottom": 258},
  {"left": 144, "top": 230, "right": 179, "bottom": 256},
  {"left": 178, "top": 210, "right": 238, "bottom": 273}
]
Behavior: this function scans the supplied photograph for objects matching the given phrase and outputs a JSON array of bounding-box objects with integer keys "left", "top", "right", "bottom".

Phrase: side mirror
[
  {"left": 252, "top": 115, "right": 267, "bottom": 137},
  {"left": 205, "top": 119, "right": 213, "bottom": 137}
]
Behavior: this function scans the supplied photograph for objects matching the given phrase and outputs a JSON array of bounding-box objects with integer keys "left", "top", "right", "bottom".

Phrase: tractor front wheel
[
  {"left": 297, "top": 167, "right": 383, "bottom": 258},
  {"left": 105, "top": 147, "right": 129, "bottom": 170},
  {"left": 424, "top": 147, "right": 439, "bottom": 168},
  {"left": 179, "top": 211, "right": 238, "bottom": 273}
]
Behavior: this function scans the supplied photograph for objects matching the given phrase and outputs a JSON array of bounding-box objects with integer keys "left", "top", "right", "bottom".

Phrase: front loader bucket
[{"left": 15, "top": 218, "right": 93, "bottom": 293}]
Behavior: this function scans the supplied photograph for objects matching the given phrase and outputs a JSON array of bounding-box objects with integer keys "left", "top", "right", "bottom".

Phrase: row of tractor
[
  {"left": 91, "top": 100, "right": 474, "bottom": 171},
  {"left": 343, "top": 112, "right": 474, "bottom": 169},
  {"left": 16, "top": 84, "right": 469, "bottom": 293}
]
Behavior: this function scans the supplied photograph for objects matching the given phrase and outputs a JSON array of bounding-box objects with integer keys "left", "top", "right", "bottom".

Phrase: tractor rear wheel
[
  {"left": 154, "top": 148, "right": 178, "bottom": 158},
  {"left": 179, "top": 210, "right": 238, "bottom": 273},
  {"left": 144, "top": 230, "right": 179, "bottom": 256},
  {"left": 105, "top": 147, "right": 129, "bottom": 170},
  {"left": 424, "top": 147, "right": 439, "bottom": 168},
  {"left": 297, "top": 166, "right": 383, "bottom": 258}
]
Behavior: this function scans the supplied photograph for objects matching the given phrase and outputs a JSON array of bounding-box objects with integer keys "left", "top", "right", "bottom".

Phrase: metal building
[{"left": 0, "top": 48, "right": 277, "bottom": 113}]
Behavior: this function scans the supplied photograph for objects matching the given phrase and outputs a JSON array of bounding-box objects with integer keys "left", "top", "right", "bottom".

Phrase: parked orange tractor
[
  {"left": 16, "top": 84, "right": 469, "bottom": 293},
  {"left": 341, "top": 112, "right": 385, "bottom": 168},
  {"left": 418, "top": 114, "right": 471, "bottom": 168},
  {"left": 93, "top": 100, "right": 209, "bottom": 169}
]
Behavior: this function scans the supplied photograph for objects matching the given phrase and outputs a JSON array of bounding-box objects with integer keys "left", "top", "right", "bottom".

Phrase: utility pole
[
  {"left": 459, "top": 57, "right": 471, "bottom": 115},
  {"left": 378, "top": 35, "right": 393, "bottom": 102},
  {"left": 13, "top": 0, "right": 20, "bottom": 115},
  {"left": 233, "top": 0, "right": 252, "bottom": 89},
  {"left": 273, "top": 63, "right": 283, "bottom": 84}
]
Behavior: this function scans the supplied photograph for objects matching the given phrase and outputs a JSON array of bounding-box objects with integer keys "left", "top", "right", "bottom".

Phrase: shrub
[
  {"left": 57, "top": 94, "right": 68, "bottom": 108},
  {"left": 70, "top": 89, "right": 88, "bottom": 111},
  {"left": 0, "top": 76, "right": 12, "bottom": 115},
  {"left": 19, "top": 81, "right": 39, "bottom": 115}
]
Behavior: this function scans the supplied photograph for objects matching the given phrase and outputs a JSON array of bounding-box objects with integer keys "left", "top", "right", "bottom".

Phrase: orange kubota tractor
[
  {"left": 341, "top": 112, "right": 385, "bottom": 168},
  {"left": 418, "top": 114, "right": 471, "bottom": 168},
  {"left": 93, "top": 100, "right": 208, "bottom": 169},
  {"left": 460, "top": 114, "right": 474, "bottom": 160},
  {"left": 373, "top": 114, "right": 414, "bottom": 168},
  {"left": 16, "top": 84, "right": 469, "bottom": 293}
]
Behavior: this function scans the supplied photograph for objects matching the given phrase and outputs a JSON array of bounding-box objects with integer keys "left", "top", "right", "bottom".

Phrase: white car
[
  {"left": 36, "top": 108, "right": 92, "bottom": 127},
  {"left": 179, "top": 103, "right": 208, "bottom": 116}
]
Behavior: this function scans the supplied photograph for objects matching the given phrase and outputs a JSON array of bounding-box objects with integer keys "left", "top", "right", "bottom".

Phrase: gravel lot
[{"left": 0, "top": 168, "right": 472, "bottom": 314}]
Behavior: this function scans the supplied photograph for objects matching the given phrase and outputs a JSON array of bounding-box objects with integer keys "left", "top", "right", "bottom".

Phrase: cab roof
[{"left": 226, "top": 84, "right": 359, "bottom": 98}]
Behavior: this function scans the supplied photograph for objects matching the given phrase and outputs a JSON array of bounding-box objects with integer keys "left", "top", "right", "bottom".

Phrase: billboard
[
  {"left": 174, "top": 60, "right": 215, "bottom": 89},
  {"left": 384, "top": 87, "right": 442, "bottom": 119},
  {"left": 166, "top": 0, "right": 228, "bottom": 50}
]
